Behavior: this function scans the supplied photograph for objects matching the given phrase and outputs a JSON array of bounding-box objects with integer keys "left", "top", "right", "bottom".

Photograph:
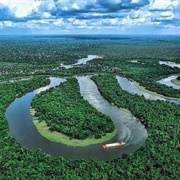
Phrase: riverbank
[
  {"left": 33, "top": 118, "right": 117, "bottom": 147},
  {"left": 171, "top": 79, "right": 180, "bottom": 86},
  {"left": 134, "top": 81, "right": 180, "bottom": 100},
  {"left": 33, "top": 120, "right": 117, "bottom": 146},
  {"left": 31, "top": 108, "right": 117, "bottom": 147},
  {"left": 2, "top": 35, "right": 180, "bottom": 179}
]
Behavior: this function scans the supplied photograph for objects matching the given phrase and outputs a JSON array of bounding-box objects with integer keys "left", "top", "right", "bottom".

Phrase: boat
[{"left": 102, "top": 142, "right": 125, "bottom": 149}]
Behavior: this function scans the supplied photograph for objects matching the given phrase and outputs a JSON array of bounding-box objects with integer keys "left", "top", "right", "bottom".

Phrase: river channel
[
  {"left": 159, "top": 61, "right": 180, "bottom": 68},
  {"left": 159, "top": 61, "right": 180, "bottom": 91},
  {"left": 5, "top": 76, "right": 147, "bottom": 161},
  {"left": 116, "top": 76, "right": 180, "bottom": 104},
  {"left": 5, "top": 55, "right": 179, "bottom": 160},
  {"left": 158, "top": 75, "right": 180, "bottom": 90},
  {"left": 61, "top": 55, "right": 100, "bottom": 69}
]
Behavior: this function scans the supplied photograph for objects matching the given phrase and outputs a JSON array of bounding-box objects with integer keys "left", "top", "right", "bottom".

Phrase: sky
[{"left": 0, "top": 0, "right": 180, "bottom": 35}]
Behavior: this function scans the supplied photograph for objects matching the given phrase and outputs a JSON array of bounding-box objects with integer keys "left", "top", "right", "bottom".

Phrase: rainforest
[{"left": 0, "top": 35, "right": 180, "bottom": 179}]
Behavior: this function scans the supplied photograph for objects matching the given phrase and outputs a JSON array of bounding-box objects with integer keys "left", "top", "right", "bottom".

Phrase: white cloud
[
  {"left": 130, "top": 8, "right": 152, "bottom": 19},
  {"left": 72, "top": 3, "right": 79, "bottom": 9},
  {"left": 0, "top": 0, "right": 41, "bottom": 18},
  {"left": 53, "top": 18, "right": 64, "bottom": 26},
  {"left": 25, "top": 19, "right": 51, "bottom": 29},
  {"left": 68, "top": 18, "right": 75, "bottom": 23},
  {"left": 39, "top": 0, "right": 55, "bottom": 11},
  {"left": 0, "top": 0, "right": 180, "bottom": 34},
  {"left": 61, "top": 6, "right": 69, "bottom": 11},
  {"left": 73, "top": 19, "right": 87, "bottom": 26},
  {"left": 131, "top": 0, "right": 141, "bottom": 3},
  {"left": 150, "top": 10, "right": 175, "bottom": 21},
  {"left": 42, "top": 12, "right": 52, "bottom": 18},
  {"left": 160, "top": 11, "right": 173, "bottom": 17},
  {"left": 120, "top": 15, "right": 149, "bottom": 26},
  {"left": 0, "top": 22, "right": 2, "bottom": 29},
  {"left": 150, "top": 0, "right": 179, "bottom": 10},
  {"left": 3, "top": 21, "right": 13, "bottom": 27}
]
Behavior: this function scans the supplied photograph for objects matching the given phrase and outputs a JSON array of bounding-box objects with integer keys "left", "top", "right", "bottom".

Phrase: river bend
[
  {"left": 116, "top": 76, "right": 180, "bottom": 104},
  {"left": 5, "top": 76, "right": 147, "bottom": 160},
  {"left": 61, "top": 55, "right": 99, "bottom": 69}
]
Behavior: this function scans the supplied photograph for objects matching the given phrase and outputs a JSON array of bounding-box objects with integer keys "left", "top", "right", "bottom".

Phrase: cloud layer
[{"left": 0, "top": 0, "right": 180, "bottom": 34}]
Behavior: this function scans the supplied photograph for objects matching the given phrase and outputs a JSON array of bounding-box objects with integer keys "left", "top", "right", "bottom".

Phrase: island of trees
[{"left": 31, "top": 78, "right": 115, "bottom": 144}]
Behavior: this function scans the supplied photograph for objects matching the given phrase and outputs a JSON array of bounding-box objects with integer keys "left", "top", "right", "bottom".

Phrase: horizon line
[{"left": 1, "top": 34, "right": 180, "bottom": 36}]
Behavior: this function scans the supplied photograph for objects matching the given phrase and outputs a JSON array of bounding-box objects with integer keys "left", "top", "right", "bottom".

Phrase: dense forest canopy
[
  {"left": 0, "top": 35, "right": 179, "bottom": 97},
  {"left": 32, "top": 78, "right": 115, "bottom": 140},
  {"left": 0, "top": 35, "right": 179, "bottom": 179}
]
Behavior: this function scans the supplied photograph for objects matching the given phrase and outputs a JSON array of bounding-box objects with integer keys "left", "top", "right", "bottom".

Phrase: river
[
  {"left": 61, "top": 55, "right": 100, "bottom": 69},
  {"left": 5, "top": 76, "right": 147, "bottom": 160},
  {"left": 116, "top": 76, "right": 180, "bottom": 104},
  {"left": 5, "top": 55, "right": 179, "bottom": 160},
  {"left": 159, "top": 61, "right": 180, "bottom": 90},
  {"left": 158, "top": 75, "right": 180, "bottom": 90},
  {"left": 159, "top": 61, "right": 180, "bottom": 68}
]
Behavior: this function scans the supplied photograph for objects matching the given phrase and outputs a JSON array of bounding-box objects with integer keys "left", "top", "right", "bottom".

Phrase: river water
[
  {"left": 116, "top": 76, "right": 180, "bottom": 104},
  {"left": 61, "top": 55, "right": 99, "bottom": 69},
  {"left": 5, "top": 55, "right": 179, "bottom": 160},
  {"left": 158, "top": 75, "right": 180, "bottom": 90},
  {"left": 159, "top": 61, "right": 180, "bottom": 90},
  {"left": 5, "top": 76, "right": 147, "bottom": 160},
  {"left": 159, "top": 61, "right": 180, "bottom": 68}
]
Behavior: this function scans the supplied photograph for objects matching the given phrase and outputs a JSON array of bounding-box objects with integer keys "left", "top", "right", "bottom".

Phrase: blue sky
[{"left": 0, "top": 0, "right": 180, "bottom": 35}]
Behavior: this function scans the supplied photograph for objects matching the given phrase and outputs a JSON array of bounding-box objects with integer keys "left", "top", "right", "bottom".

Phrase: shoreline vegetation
[
  {"left": 31, "top": 78, "right": 115, "bottom": 140},
  {"left": 134, "top": 81, "right": 180, "bottom": 100},
  {"left": 30, "top": 78, "right": 118, "bottom": 147},
  {"left": 30, "top": 108, "right": 117, "bottom": 146},
  {"left": 171, "top": 79, "right": 180, "bottom": 86},
  {"left": 1, "top": 36, "right": 180, "bottom": 179},
  {"left": 32, "top": 117, "right": 117, "bottom": 146},
  {"left": 30, "top": 97, "right": 131, "bottom": 146},
  {"left": 91, "top": 75, "right": 179, "bottom": 175}
]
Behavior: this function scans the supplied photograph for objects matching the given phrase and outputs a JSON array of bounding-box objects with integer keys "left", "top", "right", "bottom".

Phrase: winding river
[
  {"left": 61, "top": 55, "right": 100, "bottom": 69},
  {"left": 159, "top": 61, "right": 180, "bottom": 90},
  {"left": 158, "top": 75, "right": 180, "bottom": 90},
  {"left": 5, "top": 55, "right": 179, "bottom": 160},
  {"left": 116, "top": 76, "right": 180, "bottom": 105},
  {"left": 5, "top": 76, "right": 147, "bottom": 161},
  {"left": 159, "top": 61, "right": 180, "bottom": 68}
]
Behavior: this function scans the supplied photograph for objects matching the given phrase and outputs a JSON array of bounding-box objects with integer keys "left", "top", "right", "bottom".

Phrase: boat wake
[{"left": 77, "top": 76, "right": 147, "bottom": 156}]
